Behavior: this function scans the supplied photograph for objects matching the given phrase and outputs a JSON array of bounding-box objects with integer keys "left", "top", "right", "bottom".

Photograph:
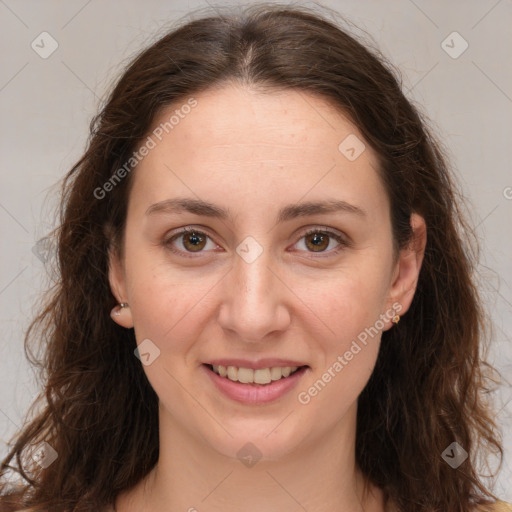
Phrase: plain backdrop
[{"left": 1, "top": 0, "right": 511, "bottom": 501}]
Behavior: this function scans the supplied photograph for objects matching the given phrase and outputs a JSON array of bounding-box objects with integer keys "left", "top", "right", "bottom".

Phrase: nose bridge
[
  {"left": 236, "top": 249, "right": 272, "bottom": 305},
  {"left": 234, "top": 234, "right": 275, "bottom": 302},
  {"left": 218, "top": 241, "right": 290, "bottom": 340}
]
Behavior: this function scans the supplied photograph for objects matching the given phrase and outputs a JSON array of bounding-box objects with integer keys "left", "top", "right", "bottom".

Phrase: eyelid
[{"left": 163, "top": 225, "right": 349, "bottom": 258}]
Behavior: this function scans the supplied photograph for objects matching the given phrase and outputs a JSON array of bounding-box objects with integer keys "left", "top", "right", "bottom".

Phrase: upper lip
[{"left": 205, "top": 358, "right": 309, "bottom": 370}]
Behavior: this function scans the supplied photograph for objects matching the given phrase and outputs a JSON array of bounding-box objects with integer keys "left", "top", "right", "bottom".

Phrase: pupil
[
  {"left": 307, "top": 232, "right": 328, "bottom": 252},
  {"left": 185, "top": 232, "right": 205, "bottom": 251}
]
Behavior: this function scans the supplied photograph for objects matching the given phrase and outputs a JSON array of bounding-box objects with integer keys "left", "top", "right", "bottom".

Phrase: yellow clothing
[{"left": 482, "top": 501, "right": 512, "bottom": 512}]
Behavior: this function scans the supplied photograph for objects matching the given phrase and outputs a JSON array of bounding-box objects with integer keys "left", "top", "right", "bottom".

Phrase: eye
[
  {"left": 164, "top": 226, "right": 349, "bottom": 259},
  {"left": 164, "top": 227, "right": 218, "bottom": 257},
  {"left": 293, "top": 228, "right": 348, "bottom": 255}
]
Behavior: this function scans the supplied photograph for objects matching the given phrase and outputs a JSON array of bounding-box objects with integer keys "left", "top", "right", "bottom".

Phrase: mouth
[
  {"left": 202, "top": 363, "right": 310, "bottom": 404},
  {"left": 204, "top": 363, "right": 307, "bottom": 385}
]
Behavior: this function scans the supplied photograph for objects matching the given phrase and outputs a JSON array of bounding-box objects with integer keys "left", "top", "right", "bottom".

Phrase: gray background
[{"left": 1, "top": 0, "right": 511, "bottom": 500}]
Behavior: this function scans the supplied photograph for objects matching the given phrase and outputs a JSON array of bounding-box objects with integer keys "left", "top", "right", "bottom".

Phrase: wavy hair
[{"left": 0, "top": 3, "right": 504, "bottom": 511}]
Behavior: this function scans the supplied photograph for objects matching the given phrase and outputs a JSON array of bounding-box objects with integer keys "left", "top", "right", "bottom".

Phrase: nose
[{"left": 217, "top": 247, "right": 292, "bottom": 343}]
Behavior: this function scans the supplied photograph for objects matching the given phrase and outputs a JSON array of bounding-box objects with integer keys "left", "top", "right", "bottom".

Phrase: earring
[
  {"left": 111, "top": 302, "right": 129, "bottom": 317},
  {"left": 392, "top": 311, "right": 400, "bottom": 324}
]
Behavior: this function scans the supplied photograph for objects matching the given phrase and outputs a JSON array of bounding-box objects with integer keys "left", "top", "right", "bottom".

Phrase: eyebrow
[{"left": 145, "top": 197, "right": 367, "bottom": 223}]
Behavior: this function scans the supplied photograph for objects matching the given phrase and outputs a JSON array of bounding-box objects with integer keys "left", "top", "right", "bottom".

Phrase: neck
[{"left": 116, "top": 402, "right": 385, "bottom": 512}]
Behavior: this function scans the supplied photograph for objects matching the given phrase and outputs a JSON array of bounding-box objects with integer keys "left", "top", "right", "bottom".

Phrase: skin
[{"left": 109, "top": 84, "right": 426, "bottom": 512}]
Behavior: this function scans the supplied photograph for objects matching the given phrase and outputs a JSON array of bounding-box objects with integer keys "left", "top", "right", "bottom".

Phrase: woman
[{"left": 1, "top": 3, "right": 510, "bottom": 511}]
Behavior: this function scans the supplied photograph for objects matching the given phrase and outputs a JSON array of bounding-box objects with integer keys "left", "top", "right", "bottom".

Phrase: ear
[
  {"left": 383, "top": 213, "right": 427, "bottom": 329},
  {"left": 108, "top": 246, "right": 134, "bottom": 329}
]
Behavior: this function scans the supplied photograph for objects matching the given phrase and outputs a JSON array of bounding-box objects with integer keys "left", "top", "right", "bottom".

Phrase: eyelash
[{"left": 163, "top": 226, "right": 349, "bottom": 259}]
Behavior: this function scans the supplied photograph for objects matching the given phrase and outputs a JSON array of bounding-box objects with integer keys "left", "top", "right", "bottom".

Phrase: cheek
[
  {"left": 123, "top": 258, "right": 217, "bottom": 408},
  {"left": 295, "top": 282, "right": 383, "bottom": 425},
  {"left": 302, "top": 262, "right": 390, "bottom": 343},
  {"left": 121, "top": 235, "right": 210, "bottom": 340},
  {"left": 292, "top": 265, "right": 387, "bottom": 409},
  {"left": 128, "top": 267, "right": 213, "bottom": 344},
  {"left": 297, "top": 338, "right": 379, "bottom": 432}
]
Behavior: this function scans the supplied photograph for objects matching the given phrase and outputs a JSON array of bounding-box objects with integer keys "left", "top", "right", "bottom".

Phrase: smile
[
  {"left": 203, "top": 363, "right": 309, "bottom": 404},
  {"left": 209, "top": 364, "right": 303, "bottom": 384}
]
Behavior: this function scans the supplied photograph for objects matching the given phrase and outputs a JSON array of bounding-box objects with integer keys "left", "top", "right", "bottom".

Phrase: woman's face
[{"left": 109, "top": 84, "right": 424, "bottom": 461}]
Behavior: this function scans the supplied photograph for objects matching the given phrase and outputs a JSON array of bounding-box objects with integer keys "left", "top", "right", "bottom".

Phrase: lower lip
[{"left": 203, "top": 364, "right": 308, "bottom": 405}]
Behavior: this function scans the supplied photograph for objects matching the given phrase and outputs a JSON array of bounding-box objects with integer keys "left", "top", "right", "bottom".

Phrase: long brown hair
[{"left": 0, "top": 3, "right": 504, "bottom": 511}]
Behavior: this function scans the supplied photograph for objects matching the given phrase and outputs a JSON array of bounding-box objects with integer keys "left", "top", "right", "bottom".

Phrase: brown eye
[
  {"left": 305, "top": 232, "right": 330, "bottom": 252},
  {"left": 165, "top": 228, "right": 217, "bottom": 256},
  {"left": 295, "top": 228, "right": 347, "bottom": 255},
  {"left": 182, "top": 231, "right": 207, "bottom": 252}
]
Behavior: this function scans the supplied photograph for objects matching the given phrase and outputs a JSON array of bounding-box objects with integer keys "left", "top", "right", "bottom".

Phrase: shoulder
[{"left": 476, "top": 501, "right": 512, "bottom": 512}]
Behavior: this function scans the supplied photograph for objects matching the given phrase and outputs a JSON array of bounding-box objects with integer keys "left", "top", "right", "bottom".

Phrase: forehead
[
  {"left": 129, "top": 84, "right": 387, "bottom": 223},
  {"left": 148, "top": 84, "right": 377, "bottom": 162}
]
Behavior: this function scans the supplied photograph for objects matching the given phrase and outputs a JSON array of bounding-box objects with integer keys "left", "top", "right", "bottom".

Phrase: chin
[{"left": 203, "top": 420, "right": 308, "bottom": 465}]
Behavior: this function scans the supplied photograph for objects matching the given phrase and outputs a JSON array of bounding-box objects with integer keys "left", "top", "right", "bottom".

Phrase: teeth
[
  {"left": 254, "top": 368, "right": 271, "bottom": 384},
  {"left": 211, "top": 364, "right": 300, "bottom": 384},
  {"left": 270, "top": 367, "right": 283, "bottom": 381},
  {"left": 237, "top": 367, "right": 253, "bottom": 383},
  {"left": 227, "top": 366, "right": 238, "bottom": 380}
]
